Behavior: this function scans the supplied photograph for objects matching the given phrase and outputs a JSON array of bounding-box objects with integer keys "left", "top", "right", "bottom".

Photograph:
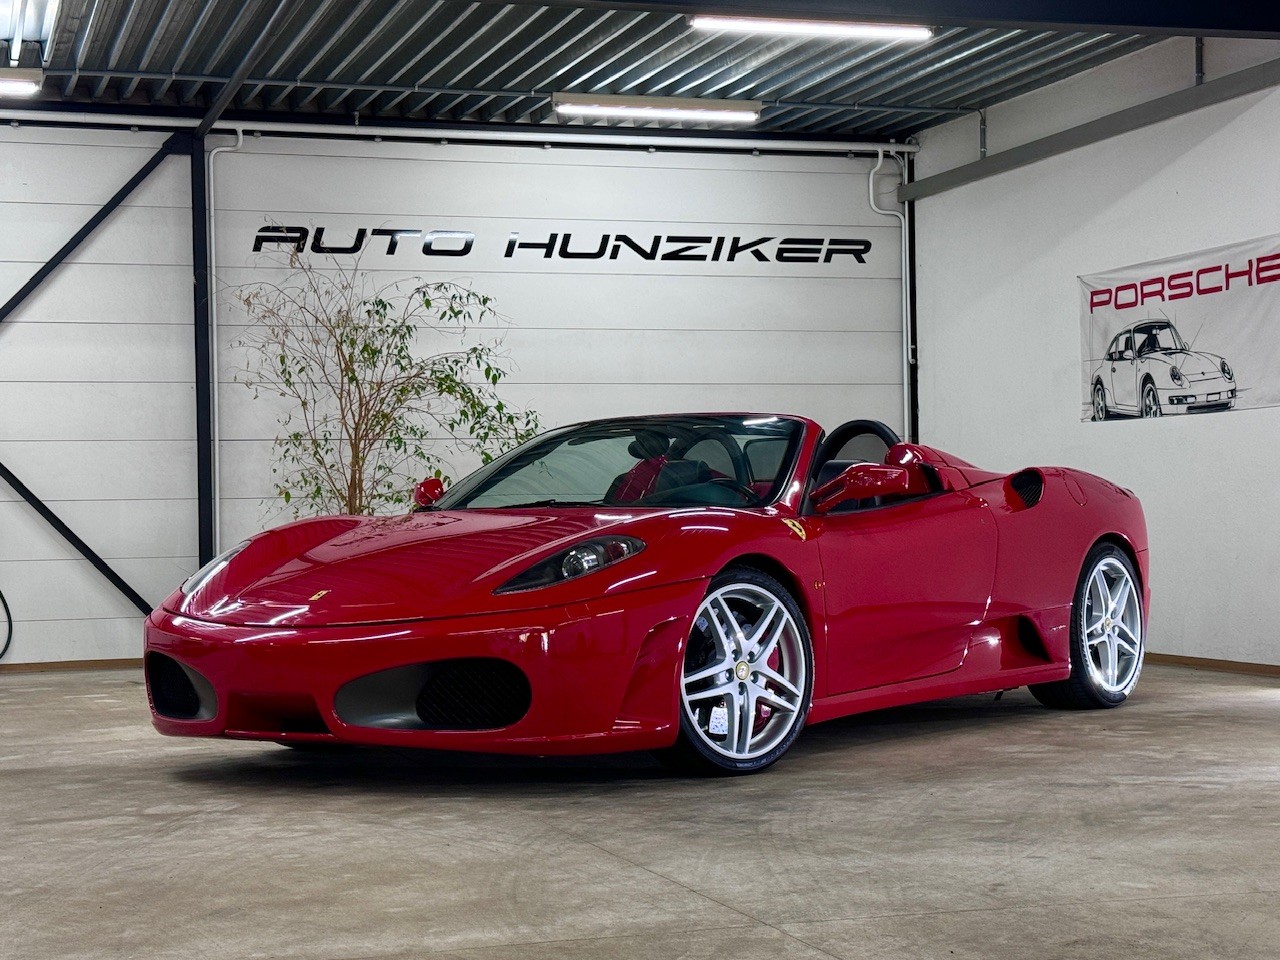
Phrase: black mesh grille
[
  {"left": 415, "top": 659, "right": 532, "bottom": 730},
  {"left": 1010, "top": 470, "right": 1044, "bottom": 509},
  {"left": 146, "top": 652, "right": 202, "bottom": 719}
]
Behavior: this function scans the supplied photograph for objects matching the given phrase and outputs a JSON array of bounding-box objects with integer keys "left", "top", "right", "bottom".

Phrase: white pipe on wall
[
  {"left": 206, "top": 128, "right": 243, "bottom": 554},
  {"left": 868, "top": 148, "right": 913, "bottom": 439}
]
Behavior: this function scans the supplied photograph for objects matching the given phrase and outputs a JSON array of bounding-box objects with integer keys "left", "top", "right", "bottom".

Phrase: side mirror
[
  {"left": 412, "top": 477, "right": 446, "bottom": 512},
  {"left": 812, "top": 463, "right": 910, "bottom": 514}
]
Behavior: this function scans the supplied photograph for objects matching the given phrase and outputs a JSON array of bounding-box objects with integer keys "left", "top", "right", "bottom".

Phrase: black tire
[
  {"left": 655, "top": 566, "right": 813, "bottom": 776},
  {"left": 1030, "top": 543, "right": 1144, "bottom": 710}
]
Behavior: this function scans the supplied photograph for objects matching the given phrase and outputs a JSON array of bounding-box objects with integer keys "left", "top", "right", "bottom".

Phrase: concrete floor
[{"left": 2, "top": 664, "right": 1279, "bottom": 960}]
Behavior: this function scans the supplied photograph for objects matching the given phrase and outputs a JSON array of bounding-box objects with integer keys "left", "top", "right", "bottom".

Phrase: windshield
[
  {"left": 436, "top": 415, "right": 805, "bottom": 509},
  {"left": 1134, "top": 323, "right": 1186, "bottom": 355}
]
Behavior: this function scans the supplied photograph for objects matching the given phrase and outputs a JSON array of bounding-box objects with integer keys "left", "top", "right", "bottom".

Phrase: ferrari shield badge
[{"left": 782, "top": 518, "right": 807, "bottom": 541}]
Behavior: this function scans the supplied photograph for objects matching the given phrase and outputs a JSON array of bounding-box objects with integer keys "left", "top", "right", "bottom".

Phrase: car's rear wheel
[
  {"left": 658, "top": 567, "right": 813, "bottom": 775},
  {"left": 1141, "top": 379, "right": 1162, "bottom": 418},
  {"left": 1092, "top": 381, "right": 1109, "bottom": 421},
  {"left": 1030, "top": 543, "right": 1144, "bottom": 709}
]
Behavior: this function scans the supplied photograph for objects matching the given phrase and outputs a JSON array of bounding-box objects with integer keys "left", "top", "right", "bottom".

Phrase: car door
[
  {"left": 814, "top": 486, "right": 997, "bottom": 694},
  {"left": 1110, "top": 332, "right": 1138, "bottom": 412}
]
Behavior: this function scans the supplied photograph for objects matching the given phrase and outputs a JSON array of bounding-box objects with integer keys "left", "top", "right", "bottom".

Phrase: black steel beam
[
  {"left": 0, "top": 132, "right": 183, "bottom": 326},
  {"left": 190, "top": 133, "right": 215, "bottom": 565},
  {"left": 901, "top": 55, "right": 1280, "bottom": 201},
  {"left": 511, "top": 1, "right": 1280, "bottom": 39},
  {"left": 195, "top": 1, "right": 299, "bottom": 137},
  {"left": 0, "top": 460, "right": 152, "bottom": 617}
]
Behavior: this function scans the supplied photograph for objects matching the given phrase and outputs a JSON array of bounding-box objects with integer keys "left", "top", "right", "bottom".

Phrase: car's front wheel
[
  {"left": 1141, "top": 379, "right": 1162, "bottom": 418},
  {"left": 1030, "top": 543, "right": 1144, "bottom": 709},
  {"left": 659, "top": 567, "right": 813, "bottom": 775}
]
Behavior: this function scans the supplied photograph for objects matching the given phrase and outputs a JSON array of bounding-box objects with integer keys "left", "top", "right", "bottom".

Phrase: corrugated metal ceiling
[{"left": 16, "top": 0, "right": 1163, "bottom": 138}]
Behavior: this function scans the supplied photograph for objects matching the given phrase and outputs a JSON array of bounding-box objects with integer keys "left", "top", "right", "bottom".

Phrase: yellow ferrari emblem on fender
[
  {"left": 309, "top": 590, "right": 331, "bottom": 601},
  {"left": 782, "top": 519, "right": 807, "bottom": 541}
]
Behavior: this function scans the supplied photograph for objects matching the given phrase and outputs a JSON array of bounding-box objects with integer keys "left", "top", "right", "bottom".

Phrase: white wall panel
[
  {"left": 0, "top": 322, "right": 192, "bottom": 382},
  {"left": 0, "top": 263, "right": 193, "bottom": 324},
  {"left": 0, "top": 383, "right": 194, "bottom": 440},
  {"left": 0, "top": 499, "right": 196, "bottom": 561},
  {"left": 0, "top": 128, "right": 194, "bottom": 666},
  {"left": 0, "top": 617, "right": 144, "bottom": 664},
  {"left": 0, "top": 441, "right": 194, "bottom": 501},
  {"left": 915, "top": 40, "right": 1280, "bottom": 665}
]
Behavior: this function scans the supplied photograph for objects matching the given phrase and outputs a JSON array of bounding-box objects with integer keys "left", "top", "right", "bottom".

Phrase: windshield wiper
[{"left": 490, "top": 498, "right": 604, "bottom": 509}]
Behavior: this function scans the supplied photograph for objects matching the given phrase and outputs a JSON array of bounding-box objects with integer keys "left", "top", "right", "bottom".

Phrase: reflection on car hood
[{"left": 167, "top": 510, "right": 643, "bottom": 627}]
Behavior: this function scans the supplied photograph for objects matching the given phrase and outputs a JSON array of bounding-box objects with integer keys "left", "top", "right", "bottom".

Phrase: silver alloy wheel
[
  {"left": 1093, "top": 382, "right": 1107, "bottom": 421},
  {"left": 1141, "top": 382, "right": 1161, "bottom": 418},
  {"left": 1081, "top": 556, "right": 1143, "bottom": 695},
  {"left": 681, "top": 583, "right": 807, "bottom": 761}
]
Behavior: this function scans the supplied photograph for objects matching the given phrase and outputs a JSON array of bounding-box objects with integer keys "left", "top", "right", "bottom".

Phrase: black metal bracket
[{"left": 0, "top": 459, "right": 152, "bottom": 617}]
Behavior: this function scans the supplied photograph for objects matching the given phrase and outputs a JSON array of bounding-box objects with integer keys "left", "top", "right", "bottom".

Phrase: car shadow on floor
[{"left": 166, "top": 689, "right": 1060, "bottom": 794}]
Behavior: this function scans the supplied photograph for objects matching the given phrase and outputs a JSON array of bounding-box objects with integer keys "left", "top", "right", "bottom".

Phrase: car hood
[
  {"left": 166, "top": 510, "right": 648, "bottom": 627},
  {"left": 1152, "top": 349, "right": 1224, "bottom": 377}
]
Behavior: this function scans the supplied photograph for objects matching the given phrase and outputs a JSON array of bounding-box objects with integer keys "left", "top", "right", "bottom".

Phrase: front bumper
[
  {"left": 1159, "top": 382, "right": 1236, "bottom": 414},
  {"left": 143, "top": 581, "right": 700, "bottom": 755}
]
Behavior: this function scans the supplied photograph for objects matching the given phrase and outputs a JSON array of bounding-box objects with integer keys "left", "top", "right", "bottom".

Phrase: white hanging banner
[{"left": 1078, "top": 233, "right": 1280, "bottom": 421}]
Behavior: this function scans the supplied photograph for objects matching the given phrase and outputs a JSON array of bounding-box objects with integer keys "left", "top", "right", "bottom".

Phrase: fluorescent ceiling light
[
  {"left": 553, "top": 93, "right": 761, "bottom": 124},
  {"left": 0, "top": 67, "right": 42, "bottom": 97},
  {"left": 689, "top": 15, "right": 932, "bottom": 41}
]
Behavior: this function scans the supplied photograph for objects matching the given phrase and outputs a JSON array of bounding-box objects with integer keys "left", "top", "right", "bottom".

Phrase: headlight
[
  {"left": 181, "top": 542, "right": 248, "bottom": 596},
  {"left": 1169, "top": 366, "right": 1183, "bottom": 384},
  {"left": 495, "top": 536, "right": 645, "bottom": 594},
  {"left": 1221, "top": 360, "right": 1233, "bottom": 381}
]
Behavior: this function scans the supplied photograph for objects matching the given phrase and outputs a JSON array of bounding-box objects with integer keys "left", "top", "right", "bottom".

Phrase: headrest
[{"left": 628, "top": 430, "right": 670, "bottom": 460}]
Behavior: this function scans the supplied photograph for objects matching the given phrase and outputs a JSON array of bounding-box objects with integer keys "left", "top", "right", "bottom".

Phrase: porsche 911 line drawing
[{"left": 1091, "top": 320, "right": 1237, "bottom": 420}]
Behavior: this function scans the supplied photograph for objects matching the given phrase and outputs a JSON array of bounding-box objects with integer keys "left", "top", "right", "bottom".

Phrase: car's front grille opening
[
  {"left": 146, "top": 652, "right": 213, "bottom": 720},
  {"left": 415, "top": 658, "right": 532, "bottom": 731}
]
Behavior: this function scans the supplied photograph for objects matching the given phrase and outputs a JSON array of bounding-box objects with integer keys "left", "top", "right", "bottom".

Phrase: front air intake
[
  {"left": 146, "top": 652, "right": 215, "bottom": 720},
  {"left": 1009, "top": 469, "right": 1044, "bottom": 509},
  {"left": 415, "top": 658, "right": 532, "bottom": 730}
]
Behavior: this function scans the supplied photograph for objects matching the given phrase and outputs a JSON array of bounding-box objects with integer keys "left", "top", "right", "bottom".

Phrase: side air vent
[{"left": 1009, "top": 469, "right": 1044, "bottom": 509}]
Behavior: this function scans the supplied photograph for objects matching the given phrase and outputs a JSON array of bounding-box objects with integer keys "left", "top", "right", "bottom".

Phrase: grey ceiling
[{"left": 23, "top": 0, "right": 1166, "bottom": 139}]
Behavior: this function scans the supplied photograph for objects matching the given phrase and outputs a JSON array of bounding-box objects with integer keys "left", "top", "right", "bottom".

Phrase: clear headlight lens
[
  {"left": 496, "top": 536, "right": 645, "bottom": 594},
  {"left": 181, "top": 542, "right": 248, "bottom": 596},
  {"left": 1170, "top": 366, "right": 1183, "bottom": 384},
  {"left": 1221, "top": 360, "right": 1233, "bottom": 381}
]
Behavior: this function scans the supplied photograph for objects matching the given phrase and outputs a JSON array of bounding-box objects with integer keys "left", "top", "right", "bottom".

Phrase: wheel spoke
[
  {"left": 1114, "top": 618, "right": 1140, "bottom": 647},
  {"left": 1103, "top": 637, "right": 1119, "bottom": 686},
  {"left": 721, "top": 687, "right": 740, "bottom": 749},
  {"left": 686, "top": 680, "right": 736, "bottom": 703},
  {"left": 1115, "top": 636, "right": 1139, "bottom": 657},
  {"left": 743, "top": 601, "right": 781, "bottom": 658},
  {"left": 683, "top": 656, "right": 733, "bottom": 687},
  {"left": 1091, "top": 569, "right": 1112, "bottom": 615},
  {"left": 755, "top": 685, "right": 798, "bottom": 714},
  {"left": 756, "top": 663, "right": 801, "bottom": 701},
  {"left": 1086, "top": 615, "right": 1107, "bottom": 637},
  {"left": 1110, "top": 578, "right": 1131, "bottom": 618},
  {"left": 709, "top": 596, "right": 739, "bottom": 656},
  {"left": 736, "top": 687, "right": 754, "bottom": 754}
]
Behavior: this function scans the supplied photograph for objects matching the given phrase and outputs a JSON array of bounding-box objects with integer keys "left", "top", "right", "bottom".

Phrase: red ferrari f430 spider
[{"left": 145, "top": 414, "right": 1149, "bottom": 774}]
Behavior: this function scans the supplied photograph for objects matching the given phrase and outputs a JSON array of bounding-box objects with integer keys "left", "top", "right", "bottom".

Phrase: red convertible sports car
[{"left": 144, "top": 413, "right": 1149, "bottom": 774}]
